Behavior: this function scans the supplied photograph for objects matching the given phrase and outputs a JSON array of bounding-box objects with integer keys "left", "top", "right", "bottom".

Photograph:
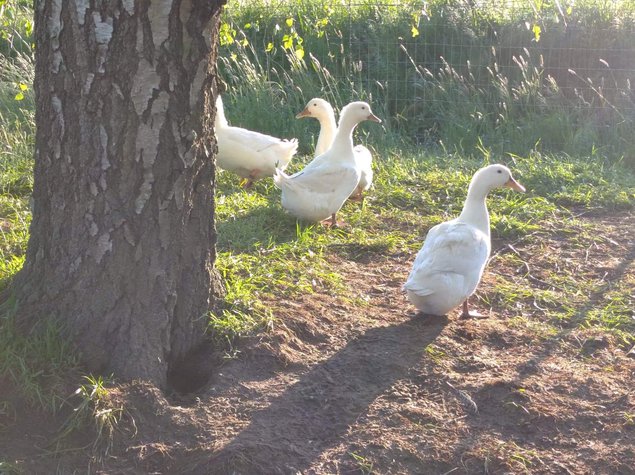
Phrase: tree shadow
[
  {"left": 189, "top": 314, "right": 448, "bottom": 474},
  {"left": 217, "top": 206, "right": 291, "bottom": 248}
]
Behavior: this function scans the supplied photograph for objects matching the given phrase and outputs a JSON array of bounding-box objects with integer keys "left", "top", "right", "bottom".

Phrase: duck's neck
[
  {"left": 315, "top": 112, "right": 337, "bottom": 157},
  {"left": 457, "top": 181, "right": 491, "bottom": 237},
  {"left": 215, "top": 97, "right": 228, "bottom": 128},
  {"left": 330, "top": 113, "right": 357, "bottom": 160}
]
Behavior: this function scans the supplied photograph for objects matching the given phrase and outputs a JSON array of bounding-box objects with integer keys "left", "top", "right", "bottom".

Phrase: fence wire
[{"left": 220, "top": 0, "right": 635, "bottom": 160}]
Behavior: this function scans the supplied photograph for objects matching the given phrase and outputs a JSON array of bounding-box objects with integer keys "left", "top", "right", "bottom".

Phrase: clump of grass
[
  {"left": 0, "top": 460, "right": 20, "bottom": 474},
  {"left": 0, "top": 195, "right": 29, "bottom": 290},
  {"left": 0, "top": 301, "right": 80, "bottom": 413},
  {"left": 0, "top": 0, "right": 33, "bottom": 57},
  {"left": 349, "top": 450, "right": 374, "bottom": 474},
  {"left": 58, "top": 375, "right": 124, "bottom": 455},
  {"left": 580, "top": 279, "right": 635, "bottom": 348}
]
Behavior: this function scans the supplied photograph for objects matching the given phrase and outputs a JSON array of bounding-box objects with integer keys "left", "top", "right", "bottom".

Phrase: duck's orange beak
[
  {"left": 505, "top": 176, "right": 526, "bottom": 192},
  {"left": 366, "top": 112, "right": 382, "bottom": 123},
  {"left": 296, "top": 107, "right": 311, "bottom": 119}
]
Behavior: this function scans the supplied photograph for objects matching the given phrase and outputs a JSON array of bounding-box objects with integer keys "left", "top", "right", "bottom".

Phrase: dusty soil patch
[{"left": 1, "top": 213, "right": 634, "bottom": 474}]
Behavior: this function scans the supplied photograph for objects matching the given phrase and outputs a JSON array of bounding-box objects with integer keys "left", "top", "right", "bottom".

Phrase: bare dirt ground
[{"left": 1, "top": 212, "right": 634, "bottom": 474}]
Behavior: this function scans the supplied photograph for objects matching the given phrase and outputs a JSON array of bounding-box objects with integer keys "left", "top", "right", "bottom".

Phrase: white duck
[
  {"left": 296, "top": 98, "right": 375, "bottom": 200},
  {"left": 403, "top": 164, "right": 525, "bottom": 318},
  {"left": 274, "top": 101, "right": 381, "bottom": 225},
  {"left": 214, "top": 95, "right": 298, "bottom": 188}
]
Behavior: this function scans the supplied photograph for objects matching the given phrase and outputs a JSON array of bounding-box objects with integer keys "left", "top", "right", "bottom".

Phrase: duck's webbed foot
[
  {"left": 459, "top": 299, "right": 487, "bottom": 319},
  {"left": 320, "top": 213, "right": 348, "bottom": 228},
  {"left": 240, "top": 170, "right": 261, "bottom": 189}
]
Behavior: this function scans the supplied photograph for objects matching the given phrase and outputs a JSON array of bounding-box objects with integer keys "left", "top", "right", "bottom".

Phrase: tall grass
[
  {"left": 0, "top": 53, "right": 33, "bottom": 290},
  {"left": 219, "top": 0, "right": 635, "bottom": 164},
  {"left": 0, "top": 0, "right": 33, "bottom": 57}
]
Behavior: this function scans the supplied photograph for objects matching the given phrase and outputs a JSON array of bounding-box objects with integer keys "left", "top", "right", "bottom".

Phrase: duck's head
[
  {"left": 339, "top": 101, "right": 382, "bottom": 124},
  {"left": 473, "top": 164, "right": 525, "bottom": 193},
  {"left": 296, "top": 98, "right": 334, "bottom": 120}
]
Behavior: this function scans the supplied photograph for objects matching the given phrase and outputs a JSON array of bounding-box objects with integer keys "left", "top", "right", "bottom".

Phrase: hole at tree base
[{"left": 167, "top": 341, "right": 220, "bottom": 395}]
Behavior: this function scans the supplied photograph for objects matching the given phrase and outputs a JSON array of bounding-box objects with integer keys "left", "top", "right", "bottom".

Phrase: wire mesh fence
[{"left": 219, "top": 0, "right": 635, "bottom": 162}]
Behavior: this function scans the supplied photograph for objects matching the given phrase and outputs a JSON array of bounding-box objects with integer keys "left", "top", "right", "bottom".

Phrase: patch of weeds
[
  {"left": 58, "top": 375, "right": 124, "bottom": 455},
  {"left": 424, "top": 344, "right": 447, "bottom": 364},
  {"left": 208, "top": 306, "right": 273, "bottom": 354},
  {"left": 0, "top": 302, "right": 80, "bottom": 413},
  {"left": 349, "top": 450, "right": 374, "bottom": 474},
  {"left": 515, "top": 152, "right": 635, "bottom": 210},
  {"left": 490, "top": 196, "right": 556, "bottom": 239},
  {"left": 491, "top": 441, "right": 542, "bottom": 473},
  {"left": 580, "top": 280, "right": 635, "bottom": 348},
  {"left": 215, "top": 191, "right": 298, "bottom": 252},
  {"left": 327, "top": 226, "right": 410, "bottom": 262},
  {"left": 0, "top": 460, "right": 20, "bottom": 474},
  {"left": 212, "top": 238, "right": 344, "bottom": 347},
  {"left": 506, "top": 316, "right": 558, "bottom": 339},
  {"left": 0, "top": 195, "right": 29, "bottom": 290},
  {"left": 0, "top": 254, "right": 24, "bottom": 292},
  {"left": 0, "top": 54, "right": 35, "bottom": 197},
  {"left": 487, "top": 279, "right": 562, "bottom": 315},
  {"left": 213, "top": 173, "right": 349, "bottom": 344},
  {"left": 371, "top": 156, "right": 472, "bottom": 217}
]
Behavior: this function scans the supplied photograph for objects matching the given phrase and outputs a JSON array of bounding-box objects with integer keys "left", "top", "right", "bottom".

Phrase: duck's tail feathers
[
  {"left": 354, "top": 144, "right": 372, "bottom": 162},
  {"left": 273, "top": 168, "right": 289, "bottom": 190},
  {"left": 284, "top": 138, "right": 299, "bottom": 155},
  {"left": 402, "top": 278, "right": 435, "bottom": 297}
]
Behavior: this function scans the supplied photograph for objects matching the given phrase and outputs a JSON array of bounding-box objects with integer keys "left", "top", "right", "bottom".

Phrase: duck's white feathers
[
  {"left": 215, "top": 96, "right": 298, "bottom": 180},
  {"left": 297, "top": 98, "right": 375, "bottom": 196},
  {"left": 274, "top": 164, "right": 360, "bottom": 222},
  {"left": 403, "top": 164, "right": 525, "bottom": 316},
  {"left": 276, "top": 100, "right": 380, "bottom": 222},
  {"left": 404, "top": 220, "right": 490, "bottom": 315},
  {"left": 352, "top": 145, "right": 373, "bottom": 195}
]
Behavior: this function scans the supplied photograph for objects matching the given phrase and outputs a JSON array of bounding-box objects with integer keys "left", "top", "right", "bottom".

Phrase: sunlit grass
[{"left": 210, "top": 142, "right": 635, "bottom": 347}]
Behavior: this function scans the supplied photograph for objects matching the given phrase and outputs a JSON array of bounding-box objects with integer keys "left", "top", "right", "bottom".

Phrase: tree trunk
[{"left": 14, "top": 0, "right": 226, "bottom": 388}]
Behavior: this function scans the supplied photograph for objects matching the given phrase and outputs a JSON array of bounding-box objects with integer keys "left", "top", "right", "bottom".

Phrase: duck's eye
[
  {"left": 361, "top": 106, "right": 366, "bottom": 110},
  {"left": 497, "top": 170, "right": 502, "bottom": 174},
  {"left": 313, "top": 103, "right": 317, "bottom": 106}
]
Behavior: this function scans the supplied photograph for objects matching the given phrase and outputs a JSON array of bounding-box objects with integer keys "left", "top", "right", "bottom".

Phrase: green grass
[
  {"left": 0, "top": 299, "right": 80, "bottom": 412},
  {"left": 0, "top": 460, "right": 21, "bottom": 475},
  {"left": 211, "top": 148, "right": 635, "bottom": 346},
  {"left": 58, "top": 375, "right": 123, "bottom": 454},
  {"left": 0, "top": 0, "right": 33, "bottom": 57}
]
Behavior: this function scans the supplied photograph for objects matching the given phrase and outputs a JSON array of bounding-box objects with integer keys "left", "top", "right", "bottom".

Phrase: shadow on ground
[{"left": 189, "top": 314, "right": 448, "bottom": 474}]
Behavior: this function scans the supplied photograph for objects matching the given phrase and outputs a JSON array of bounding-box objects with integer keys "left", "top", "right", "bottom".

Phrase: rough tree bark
[{"left": 14, "top": 0, "right": 226, "bottom": 388}]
